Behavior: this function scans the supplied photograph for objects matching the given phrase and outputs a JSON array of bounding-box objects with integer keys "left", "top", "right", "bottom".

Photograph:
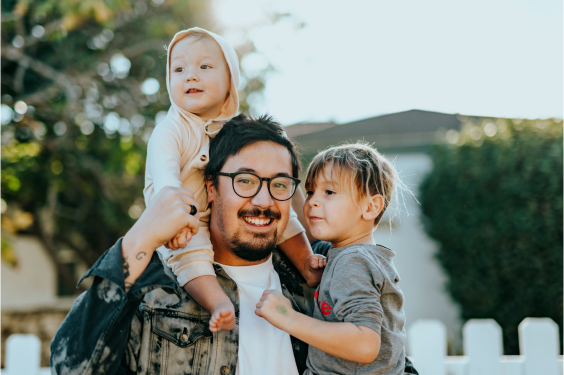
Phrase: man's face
[{"left": 207, "top": 141, "right": 293, "bottom": 265}]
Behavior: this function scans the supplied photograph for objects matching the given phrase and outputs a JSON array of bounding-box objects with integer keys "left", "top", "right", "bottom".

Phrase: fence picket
[
  {"left": 4, "top": 334, "right": 41, "bottom": 375},
  {"left": 464, "top": 319, "right": 503, "bottom": 375},
  {"left": 408, "top": 320, "right": 446, "bottom": 375},
  {"left": 519, "top": 318, "right": 560, "bottom": 375}
]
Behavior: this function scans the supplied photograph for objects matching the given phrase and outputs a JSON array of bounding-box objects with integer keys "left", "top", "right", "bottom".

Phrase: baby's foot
[{"left": 209, "top": 300, "right": 236, "bottom": 333}]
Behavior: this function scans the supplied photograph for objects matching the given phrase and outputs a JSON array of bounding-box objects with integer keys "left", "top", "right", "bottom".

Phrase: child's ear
[
  {"left": 362, "top": 194, "right": 383, "bottom": 221},
  {"left": 205, "top": 178, "right": 216, "bottom": 203}
]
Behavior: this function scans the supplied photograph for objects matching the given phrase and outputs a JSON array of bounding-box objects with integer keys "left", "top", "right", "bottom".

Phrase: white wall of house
[
  {"left": 372, "top": 153, "right": 462, "bottom": 352},
  {"left": 1, "top": 236, "right": 76, "bottom": 311}
]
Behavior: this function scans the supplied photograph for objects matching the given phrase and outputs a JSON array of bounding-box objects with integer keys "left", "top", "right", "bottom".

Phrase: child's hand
[
  {"left": 209, "top": 300, "right": 236, "bottom": 333},
  {"left": 304, "top": 254, "right": 327, "bottom": 288},
  {"left": 165, "top": 214, "right": 200, "bottom": 250},
  {"left": 255, "top": 290, "right": 295, "bottom": 330}
]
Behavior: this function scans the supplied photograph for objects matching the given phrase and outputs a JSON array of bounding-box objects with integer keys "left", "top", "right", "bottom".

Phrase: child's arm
[
  {"left": 255, "top": 290, "right": 381, "bottom": 364},
  {"left": 278, "top": 233, "right": 326, "bottom": 287}
]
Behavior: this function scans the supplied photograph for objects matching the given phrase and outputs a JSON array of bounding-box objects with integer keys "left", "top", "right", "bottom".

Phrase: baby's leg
[{"left": 184, "top": 276, "right": 235, "bottom": 332}]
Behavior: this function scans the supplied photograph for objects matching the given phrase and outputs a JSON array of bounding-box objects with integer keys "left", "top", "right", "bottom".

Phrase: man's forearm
[
  {"left": 285, "top": 312, "right": 381, "bottom": 364},
  {"left": 122, "top": 230, "right": 156, "bottom": 292}
]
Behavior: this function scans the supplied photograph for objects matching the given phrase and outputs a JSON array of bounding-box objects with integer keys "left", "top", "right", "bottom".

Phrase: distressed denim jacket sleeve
[{"left": 50, "top": 238, "right": 181, "bottom": 375}]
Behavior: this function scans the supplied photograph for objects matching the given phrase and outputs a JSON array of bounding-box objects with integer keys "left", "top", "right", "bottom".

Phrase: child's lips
[
  {"left": 309, "top": 216, "right": 324, "bottom": 221},
  {"left": 186, "top": 88, "right": 203, "bottom": 94}
]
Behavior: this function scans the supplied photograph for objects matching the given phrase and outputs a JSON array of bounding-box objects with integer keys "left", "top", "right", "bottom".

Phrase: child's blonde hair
[{"left": 304, "top": 142, "right": 412, "bottom": 227}]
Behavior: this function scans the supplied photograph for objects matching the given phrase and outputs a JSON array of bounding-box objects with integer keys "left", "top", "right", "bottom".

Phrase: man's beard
[{"left": 220, "top": 206, "right": 281, "bottom": 262}]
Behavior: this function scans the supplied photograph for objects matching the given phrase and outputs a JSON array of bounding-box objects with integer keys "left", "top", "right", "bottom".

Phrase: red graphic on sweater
[
  {"left": 314, "top": 290, "right": 319, "bottom": 300},
  {"left": 320, "top": 301, "right": 332, "bottom": 315}
]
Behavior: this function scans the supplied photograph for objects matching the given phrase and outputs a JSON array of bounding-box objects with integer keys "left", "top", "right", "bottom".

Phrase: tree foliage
[
  {"left": 420, "top": 118, "right": 563, "bottom": 354},
  {"left": 1, "top": 0, "right": 270, "bottom": 291}
]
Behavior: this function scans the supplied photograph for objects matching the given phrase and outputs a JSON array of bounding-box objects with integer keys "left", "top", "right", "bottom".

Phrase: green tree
[
  {"left": 420, "top": 118, "right": 563, "bottom": 354},
  {"left": 1, "top": 0, "right": 271, "bottom": 291}
]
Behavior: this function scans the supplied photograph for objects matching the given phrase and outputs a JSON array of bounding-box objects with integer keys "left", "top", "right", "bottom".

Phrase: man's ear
[
  {"left": 205, "top": 178, "right": 216, "bottom": 203},
  {"left": 362, "top": 194, "right": 384, "bottom": 221}
]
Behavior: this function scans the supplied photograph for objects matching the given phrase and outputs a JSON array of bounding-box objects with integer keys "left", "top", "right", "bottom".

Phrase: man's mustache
[{"left": 238, "top": 207, "right": 281, "bottom": 220}]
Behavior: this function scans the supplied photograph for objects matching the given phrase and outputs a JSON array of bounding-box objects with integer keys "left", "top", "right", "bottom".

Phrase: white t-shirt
[{"left": 217, "top": 256, "right": 299, "bottom": 375}]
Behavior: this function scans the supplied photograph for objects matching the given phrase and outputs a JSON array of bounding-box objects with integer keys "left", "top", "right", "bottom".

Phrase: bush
[{"left": 420, "top": 118, "right": 563, "bottom": 355}]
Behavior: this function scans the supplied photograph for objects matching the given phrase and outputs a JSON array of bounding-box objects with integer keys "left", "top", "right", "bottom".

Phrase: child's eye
[
  {"left": 305, "top": 191, "right": 313, "bottom": 196},
  {"left": 325, "top": 190, "right": 335, "bottom": 195},
  {"left": 200, "top": 64, "right": 211, "bottom": 69},
  {"left": 174, "top": 67, "right": 184, "bottom": 72}
]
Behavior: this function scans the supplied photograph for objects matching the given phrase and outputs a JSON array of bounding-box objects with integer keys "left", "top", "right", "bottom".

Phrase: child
[
  {"left": 144, "top": 27, "right": 324, "bottom": 333},
  {"left": 256, "top": 143, "right": 410, "bottom": 374}
]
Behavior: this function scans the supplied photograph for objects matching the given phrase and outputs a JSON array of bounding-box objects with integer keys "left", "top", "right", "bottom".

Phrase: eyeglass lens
[{"left": 233, "top": 173, "right": 296, "bottom": 200}]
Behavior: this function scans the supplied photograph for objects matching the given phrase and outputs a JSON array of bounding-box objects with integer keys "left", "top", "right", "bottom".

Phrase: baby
[
  {"left": 256, "top": 143, "right": 411, "bottom": 374},
  {"left": 144, "top": 28, "right": 324, "bottom": 332}
]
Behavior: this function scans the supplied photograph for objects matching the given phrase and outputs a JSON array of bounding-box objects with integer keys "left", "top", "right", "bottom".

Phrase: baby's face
[{"left": 170, "top": 36, "right": 231, "bottom": 120}]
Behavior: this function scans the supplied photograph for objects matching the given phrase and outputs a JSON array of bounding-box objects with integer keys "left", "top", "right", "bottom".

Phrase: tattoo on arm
[
  {"left": 123, "top": 256, "right": 130, "bottom": 279},
  {"left": 135, "top": 251, "right": 146, "bottom": 260}
]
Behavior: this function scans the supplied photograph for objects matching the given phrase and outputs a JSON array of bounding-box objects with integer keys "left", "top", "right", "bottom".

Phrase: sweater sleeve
[
  {"left": 277, "top": 205, "right": 305, "bottom": 244},
  {"left": 144, "top": 121, "right": 184, "bottom": 206},
  {"left": 328, "top": 252, "right": 385, "bottom": 334}
]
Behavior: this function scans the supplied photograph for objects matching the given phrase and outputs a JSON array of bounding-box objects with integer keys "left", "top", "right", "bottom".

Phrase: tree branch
[{"left": 2, "top": 45, "right": 77, "bottom": 104}]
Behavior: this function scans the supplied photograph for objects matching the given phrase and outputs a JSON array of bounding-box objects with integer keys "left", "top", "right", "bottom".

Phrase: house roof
[{"left": 287, "top": 109, "right": 469, "bottom": 155}]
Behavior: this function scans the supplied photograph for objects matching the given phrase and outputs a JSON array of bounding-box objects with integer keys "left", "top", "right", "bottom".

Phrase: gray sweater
[{"left": 305, "top": 244, "right": 406, "bottom": 375}]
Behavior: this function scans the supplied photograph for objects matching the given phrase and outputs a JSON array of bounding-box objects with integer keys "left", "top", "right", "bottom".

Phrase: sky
[{"left": 213, "top": 0, "right": 563, "bottom": 125}]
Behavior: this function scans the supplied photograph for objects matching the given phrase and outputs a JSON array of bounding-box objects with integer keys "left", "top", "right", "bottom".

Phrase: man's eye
[{"left": 200, "top": 64, "right": 211, "bottom": 69}]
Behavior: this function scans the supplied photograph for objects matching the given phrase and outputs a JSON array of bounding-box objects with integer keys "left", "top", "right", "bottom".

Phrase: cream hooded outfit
[{"left": 144, "top": 28, "right": 304, "bottom": 287}]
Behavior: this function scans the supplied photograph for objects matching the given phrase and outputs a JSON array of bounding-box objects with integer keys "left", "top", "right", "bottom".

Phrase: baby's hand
[
  {"left": 165, "top": 227, "right": 193, "bottom": 250},
  {"left": 255, "top": 290, "right": 295, "bottom": 330},
  {"left": 304, "top": 254, "right": 327, "bottom": 288},
  {"left": 209, "top": 300, "right": 236, "bottom": 333}
]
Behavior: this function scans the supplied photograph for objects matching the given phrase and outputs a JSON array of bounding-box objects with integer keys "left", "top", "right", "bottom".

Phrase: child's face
[
  {"left": 304, "top": 164, "right": 367, "bottom": 246},
  {"left": 170, "top": 36, "right": 231, "bottom": 121}
]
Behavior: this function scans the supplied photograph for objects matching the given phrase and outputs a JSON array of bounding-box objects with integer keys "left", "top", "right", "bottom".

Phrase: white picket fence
[
  {"left": 409, "top": 318, "right": 563, "bottom": 375},
  {"left": 2, "top": 318, "right": 563, "bottom": 375}
]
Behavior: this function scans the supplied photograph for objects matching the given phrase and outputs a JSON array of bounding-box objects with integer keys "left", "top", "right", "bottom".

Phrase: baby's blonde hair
[{"left": 304, "top": 142, "right": 412, "bottom": 227}]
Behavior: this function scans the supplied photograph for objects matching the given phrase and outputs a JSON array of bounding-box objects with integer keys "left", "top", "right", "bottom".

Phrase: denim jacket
[{"left": 50, "top": 238, "right": 315, "bottom": 375}]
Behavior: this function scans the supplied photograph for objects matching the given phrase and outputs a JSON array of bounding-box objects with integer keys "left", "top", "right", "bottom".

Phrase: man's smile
[{"left": 243, "top": 216, "right": 273, "bottom": 227}]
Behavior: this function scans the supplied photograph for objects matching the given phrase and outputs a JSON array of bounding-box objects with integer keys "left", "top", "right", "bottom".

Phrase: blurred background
[{"left": 1, "top": 0, "right": 562, "bottom": 368}]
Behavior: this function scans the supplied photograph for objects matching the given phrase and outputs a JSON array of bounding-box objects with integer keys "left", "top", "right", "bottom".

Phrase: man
[{"left": 50, "top": 114, "right": 316, "bottom": 375}]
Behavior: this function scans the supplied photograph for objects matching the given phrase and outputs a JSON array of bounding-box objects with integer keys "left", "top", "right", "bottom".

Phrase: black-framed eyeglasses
[{"left": 215, "top": 172, "right": 301, "bottom": 201}]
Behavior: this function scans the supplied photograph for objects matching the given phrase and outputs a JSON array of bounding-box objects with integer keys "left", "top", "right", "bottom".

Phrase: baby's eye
[
  {"left": 325, "top": 190, "right": 335, "bottom": 195},
  {"left": 174, "top": 67, "right": 184, "bottom": 72},
  {"left": 200, "top": 64, "right": 211, "bottom": 69}
]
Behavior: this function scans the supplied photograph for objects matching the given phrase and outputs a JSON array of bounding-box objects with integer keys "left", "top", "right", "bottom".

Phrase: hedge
[{"left": 420, "top": 118, "right": 563, "bottom": 354}]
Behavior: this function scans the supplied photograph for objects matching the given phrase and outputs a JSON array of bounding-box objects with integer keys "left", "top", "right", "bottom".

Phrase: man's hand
[
  {"left": 304, "top": 254, "right": 327, "bottom": 287},
  {"left": 121, "top": 187, "right": 200, "bottom": 291},
  {"left": 255, "top": 290, "right": 296, "bottom": 330}
]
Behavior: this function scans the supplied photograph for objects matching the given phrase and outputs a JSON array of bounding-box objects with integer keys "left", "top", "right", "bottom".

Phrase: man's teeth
[{"left": 244, "top": 217, "right": 272, "bottom": 226}]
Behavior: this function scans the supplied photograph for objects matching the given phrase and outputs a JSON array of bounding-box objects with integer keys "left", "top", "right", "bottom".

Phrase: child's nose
[{"left": 185, "top": 69, "right": 199, "bottom": 82}]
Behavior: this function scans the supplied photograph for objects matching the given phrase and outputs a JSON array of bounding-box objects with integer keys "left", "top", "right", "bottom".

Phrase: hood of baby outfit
[{"left": 164, "top": 27, "right": 240, "bottom": 135}]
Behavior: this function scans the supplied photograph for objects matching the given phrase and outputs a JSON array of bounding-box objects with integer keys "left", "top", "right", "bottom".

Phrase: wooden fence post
[
  {"left": 519, "top": 318, "right": 560, "bottom": 375},
  {"left": 464, "top": 319, "right": 503, "bottom": 375},
  {"left": 408, "top": 320, "right": 446, "bottom": 375}
]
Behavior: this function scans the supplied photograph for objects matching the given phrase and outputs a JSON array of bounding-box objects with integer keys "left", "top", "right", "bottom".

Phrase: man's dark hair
[{"left": 204, "top": 114, "right": 301, "bottom": 184}]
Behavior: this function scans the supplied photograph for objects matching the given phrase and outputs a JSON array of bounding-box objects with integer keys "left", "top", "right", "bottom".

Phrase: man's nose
[{"left": 250, "top": 181, "right": 274, "bottom": 208}]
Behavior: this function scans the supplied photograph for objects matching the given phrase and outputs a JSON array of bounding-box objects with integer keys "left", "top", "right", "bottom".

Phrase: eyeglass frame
[{"left": 214, "top": 172, "right": 301, "bottom": 201}]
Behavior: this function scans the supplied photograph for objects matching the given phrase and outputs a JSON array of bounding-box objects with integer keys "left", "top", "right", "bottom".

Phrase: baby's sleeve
[
  {"left": 329, "top": 253, "right": 385, "bottom": 334},
  {"left": 156, "top": 216, "right": 215, "bottom": 287},
  {"left": 144, "top": 122, "right": 183, "bottom": 206},
  {"left": 277, "top": 206, "right": 305, "bottom": 244}
]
